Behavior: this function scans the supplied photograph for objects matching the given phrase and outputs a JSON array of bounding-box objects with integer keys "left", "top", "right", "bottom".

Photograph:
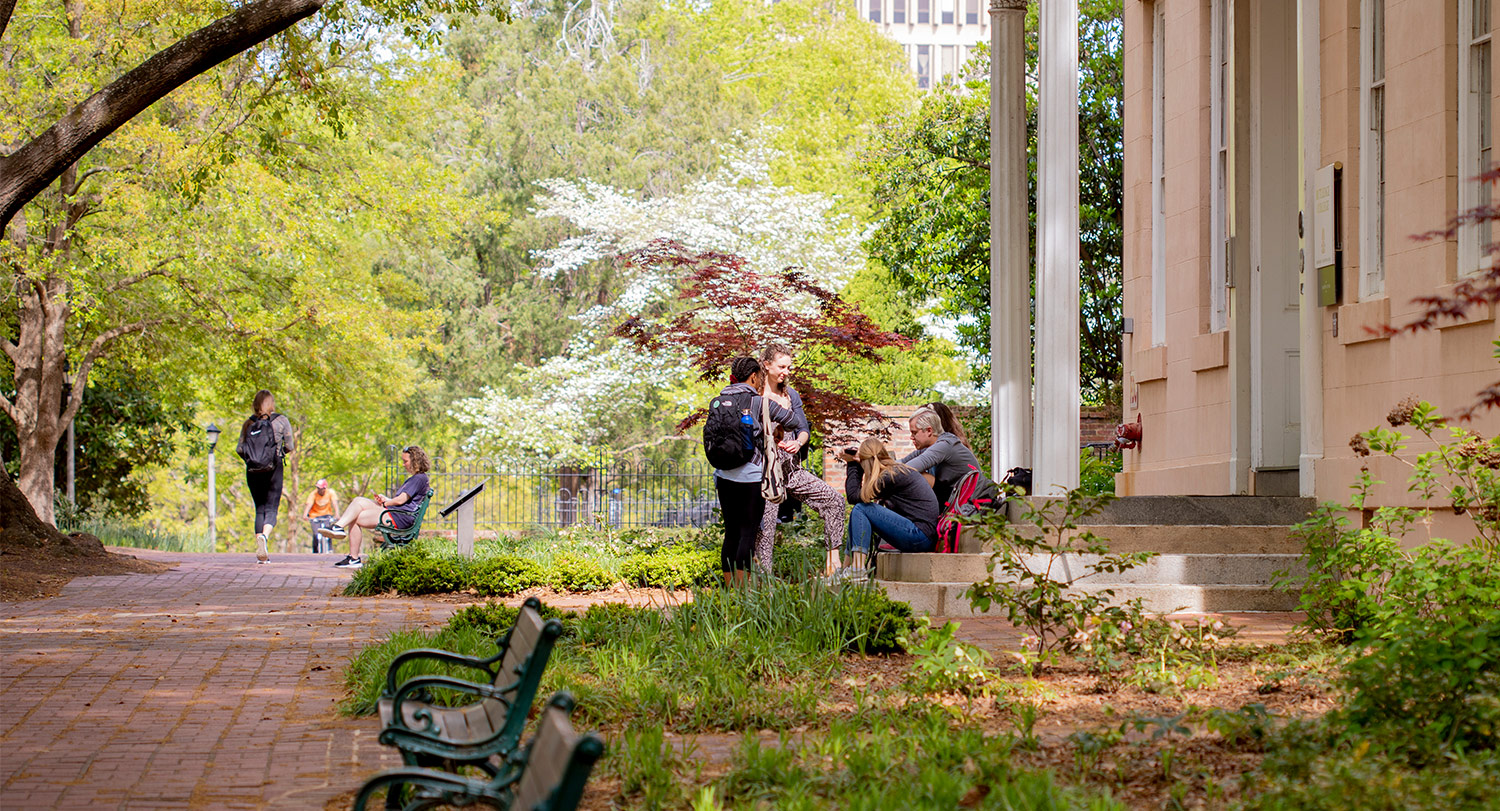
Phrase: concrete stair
[{"left": 874, "top": 496, "right": 1314, "bottom": 615}]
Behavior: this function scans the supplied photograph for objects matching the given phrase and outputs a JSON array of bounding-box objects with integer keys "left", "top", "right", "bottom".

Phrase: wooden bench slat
[{"left": 512, "top": 706, "right": 578, "bottom": 810}]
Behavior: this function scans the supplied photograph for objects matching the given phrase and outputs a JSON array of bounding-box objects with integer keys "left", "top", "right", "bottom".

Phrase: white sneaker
[
  {"left": 319, "top": 523, "right": 348, "bottom": 540},
  {"left": 255, "top": 534, "right": 269, "bottom": 563},
  {"left": 333, "top": 555, "right": 363, "bottom": 569}
]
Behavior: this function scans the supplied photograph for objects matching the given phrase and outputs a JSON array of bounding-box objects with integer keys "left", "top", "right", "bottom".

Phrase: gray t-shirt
[{"left": 900, "top": 432, "right": 983, "bottom": 506}]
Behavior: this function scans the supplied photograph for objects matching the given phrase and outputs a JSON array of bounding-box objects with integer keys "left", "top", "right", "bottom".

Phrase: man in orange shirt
[{"left": 303, "top": 479, "right": 340, "bottom": 553}]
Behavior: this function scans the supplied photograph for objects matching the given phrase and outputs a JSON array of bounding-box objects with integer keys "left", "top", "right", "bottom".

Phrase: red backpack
[{"left": 934, "top": 468, "right": 1001, "bottom": 553}]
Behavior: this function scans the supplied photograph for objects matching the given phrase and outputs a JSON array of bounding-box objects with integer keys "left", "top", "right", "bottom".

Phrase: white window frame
[
  {"left": 1209, "top": 0, "right": 1229, "bottom": 332},
  {"left": 1459, "top": 0, "right": 1493, "bottom": 277},
  {"left": 1151, "top": 1, "right": 1167, "bottom": 346},
  {"left": 1359, "top": 0, "right": 1386, "bottom": 299}
]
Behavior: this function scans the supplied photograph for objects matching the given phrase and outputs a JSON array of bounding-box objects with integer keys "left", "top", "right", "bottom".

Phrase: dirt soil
[{"left": 0, "top": 475, "right": 171, "bottom": 601}]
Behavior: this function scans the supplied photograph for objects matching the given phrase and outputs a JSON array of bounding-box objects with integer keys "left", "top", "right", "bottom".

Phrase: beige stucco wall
[{"left": 1120, "top": 0, "right": 1500, "bottom": 507}]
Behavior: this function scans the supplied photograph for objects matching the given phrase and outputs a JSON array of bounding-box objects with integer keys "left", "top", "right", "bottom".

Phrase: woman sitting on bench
[{"left": 325, "top": 445, "right": 431, "bottom": 569}]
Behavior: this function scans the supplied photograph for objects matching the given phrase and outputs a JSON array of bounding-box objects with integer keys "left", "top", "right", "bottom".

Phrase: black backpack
[
  {"left": 702, "top": 388, "right": 757, "bottom": 470},
  {"left": 237, "top": 415, "right": 282, "bottom": 473}
]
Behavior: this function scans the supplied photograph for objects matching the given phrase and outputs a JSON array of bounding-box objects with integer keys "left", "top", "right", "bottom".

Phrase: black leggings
[
  {"left": 716, "top": 477, "right": 765, "bottom": 572},
  {"left": 247, "top": 463, "right": 283, "bottom": 533}
]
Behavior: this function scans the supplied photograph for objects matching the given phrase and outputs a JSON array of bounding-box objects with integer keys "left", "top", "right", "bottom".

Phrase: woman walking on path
[
  {"left": 237, "top": 389, "right": 294, "bottom": 563},
  {"left": 753, "top": 344, "right": 846, "bottom": 578},
  {"left": 324, "top": 445, "right": 431, "bottom": 569},
  {"left": 835, "top": 437, "right": 940, "bottom": 581}
]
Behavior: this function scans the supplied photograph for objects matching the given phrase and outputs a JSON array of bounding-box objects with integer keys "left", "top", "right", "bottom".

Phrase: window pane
[
  {"left": 942, "top": 44, "right": 955, "bottom": 80},
  {"left": 917, "top": 0, "right": 930, "bottom": 24},
  {"left": 1372, "top": 0, "right": 1385, "bottom": 80},
  {"left": 868, "top": 0, "right": 881, "bottom": 23},
  {"left": 965, "top": 0, "right": 979, "bottom": 24},
  {"left": 893, "top": 0, "right": 906, "bottom": 23},
  {"left": 916, "top": 44, "right": 931, "bottom": 89},
  {"left": 941, "top": 0, "right": 954, "bottom": 25},
  {"left": 1476, "top": 0, "right": 1491, "bottom": 37}
]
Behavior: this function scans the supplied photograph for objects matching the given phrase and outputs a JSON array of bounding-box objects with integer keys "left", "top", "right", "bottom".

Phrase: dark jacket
[
  {"left": 844, "top": 462, "right": 941, "bottom": 541},
  {"left": 901, "top": 432, "right": 984, "bottom": 507}
]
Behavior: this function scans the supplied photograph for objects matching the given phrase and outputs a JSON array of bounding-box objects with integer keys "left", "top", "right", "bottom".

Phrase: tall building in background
[{"left": 860, "top": 0, "right": 989, "bottom": 88}]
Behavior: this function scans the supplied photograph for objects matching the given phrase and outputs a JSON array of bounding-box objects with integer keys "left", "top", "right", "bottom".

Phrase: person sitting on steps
[
  {"left": 324, "top": 445, "right": 431, "bottom": 569},
  {"left": 834, "top": 437, "right": 939, "bottom": 582},
  {"left": 901, "top": 404, "right": 988, "bottom": 508}
]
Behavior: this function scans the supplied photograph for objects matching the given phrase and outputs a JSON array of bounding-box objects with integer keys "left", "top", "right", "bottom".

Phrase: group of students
[
  {"left": 234, "top": 389, "right": 431, "bottom": 569},
  {"left": 708, "top": 346, "right": 991, "bottom": 585}
]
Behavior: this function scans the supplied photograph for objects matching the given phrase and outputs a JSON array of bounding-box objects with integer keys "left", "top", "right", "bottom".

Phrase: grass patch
[{"left": 344, "top": 578, "right": 913, "bottom": 732}]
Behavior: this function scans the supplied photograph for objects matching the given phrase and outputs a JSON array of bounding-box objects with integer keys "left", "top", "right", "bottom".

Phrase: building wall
[
  {"left": 859, "top": 0, "right": 989, "bottom": 87},
  {"left": 1120, "top": 0, "right": 1500, "bottom": 505},
  {"left": 1120, "top": 0, "right": 1237, "bottom": 495}
]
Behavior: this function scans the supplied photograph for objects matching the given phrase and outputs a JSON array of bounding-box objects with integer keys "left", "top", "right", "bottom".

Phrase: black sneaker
[
  {"left": 319, "top": 523, "right": 348, "bottom": 540},
  {"left": 333, "top": 555, "right": 363, "bottom": 569}
]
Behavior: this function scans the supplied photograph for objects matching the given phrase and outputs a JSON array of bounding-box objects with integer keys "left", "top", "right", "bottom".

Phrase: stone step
[
  {"left": 1010, "top": 495, "right": 1316, "bottom": 526},
  {"left": 969, "top": 524, "right": 1305, "bottom": 554},
  {"left": 877, "top": 580, "right": 1300, "bottom": 616},
  {"left": 876, "top": 552, "right": 1305, "bottom": 586}
]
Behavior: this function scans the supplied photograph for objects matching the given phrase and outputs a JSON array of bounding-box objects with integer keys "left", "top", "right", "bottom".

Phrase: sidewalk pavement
[{"left": 0, "top": 549, "right": 450, "bottom": 810}]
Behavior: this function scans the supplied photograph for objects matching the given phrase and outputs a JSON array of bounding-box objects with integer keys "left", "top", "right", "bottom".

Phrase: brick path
[
  {"left": 0, "top": 550, "right": 453, "bottom": 810},
  {"left": 0, "top": 549, "right": 1302, "bottom": 810}
]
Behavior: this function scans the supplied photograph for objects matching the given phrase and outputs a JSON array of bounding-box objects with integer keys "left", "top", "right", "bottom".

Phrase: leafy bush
[
  {"left": 901, "top": 618, "right": 994, "bottom": 696},
  {"left": 1329, "top": 545, "right": 1500, "bottom": 760},
  {"left": 447, "top": 601, "right": 575, "bottom": 638},
  {"left": 467, "top": 555, "right": 545, "bottom": 596},
  {"left": 965, "top": 488, "right": 1154, "bottom": 671},
  {"left": 391, "top": 554, "right": 466, "bottom": 595},
  {"left": 546, "top": 555, "right": 616, "bottom": 592},
  {"left": 344, "top": 541, "right": 442, "bottom": 596},
  {"left": 620, "top": 546, "right": 720, "bottom": 590}
]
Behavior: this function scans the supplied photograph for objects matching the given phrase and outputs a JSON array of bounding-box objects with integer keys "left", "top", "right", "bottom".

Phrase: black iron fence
[{"left": 383, "top": 452, "right": 718, "bottom": 531}]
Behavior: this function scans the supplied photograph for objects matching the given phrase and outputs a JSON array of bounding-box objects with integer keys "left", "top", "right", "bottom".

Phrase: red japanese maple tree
[{"left": 612, "top": 240, "right": 913, "bottom": 438}]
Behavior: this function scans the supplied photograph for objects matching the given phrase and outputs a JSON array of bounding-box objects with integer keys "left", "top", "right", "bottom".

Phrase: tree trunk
[
  {"left": 9, "top": 276, "right": 70, "bottom": 526},
  {"left": 0, "top": 0, "right": 325, "bottom": 231}
]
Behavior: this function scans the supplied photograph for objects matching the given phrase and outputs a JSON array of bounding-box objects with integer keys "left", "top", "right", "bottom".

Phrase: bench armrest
[
  {"left": 387, "top": 675, "right": 512, "bottom": 734},
  {"left": 383, "top": 646, "right": 502, "bottom": 696}
]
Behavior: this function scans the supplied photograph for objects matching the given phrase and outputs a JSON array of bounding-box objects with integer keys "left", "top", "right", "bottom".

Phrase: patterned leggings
[{"left": 754, "top": 469, "right": 847, "bottom": 571}]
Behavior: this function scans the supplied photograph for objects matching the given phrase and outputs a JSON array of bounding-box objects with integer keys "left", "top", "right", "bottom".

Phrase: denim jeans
[{"left": 847, "top": 502, "right": 934, "bottom": 554}]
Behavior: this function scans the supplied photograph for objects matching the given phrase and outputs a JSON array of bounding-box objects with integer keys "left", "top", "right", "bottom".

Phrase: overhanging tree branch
[
  {"left": 0, "top": 0, "right": 14, "bottom": 42},
  {"left": 0, "top": 0, "right": 326, "bottom": 232},
  {"left": 60, "top": 319, "right": 165, "bottom": 427}
]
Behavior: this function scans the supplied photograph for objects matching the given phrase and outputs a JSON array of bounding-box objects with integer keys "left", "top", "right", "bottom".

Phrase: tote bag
[{"left": 759, "top": 393, "right": 788, "bottom": 504}]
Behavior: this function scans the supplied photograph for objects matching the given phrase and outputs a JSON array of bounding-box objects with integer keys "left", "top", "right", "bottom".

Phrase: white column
[
  {"left": 989, "top": 0, "right": 1032, "bottom": 478},
  {"left": 1033, "top": 0, "right": 1080, "bottom": 494},
  {"left": 1298, "top": 0, "right": 1324, "bottom": 497}
]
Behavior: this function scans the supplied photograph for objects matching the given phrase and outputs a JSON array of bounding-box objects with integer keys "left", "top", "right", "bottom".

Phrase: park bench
[
  {"left": 356, "top": 691, "right": 604, "bottom": 811},
  {"left": 378, "top": 597, "right": 564, "bottom": 778},
  {"left": 374, "top": 488, "right": 435, "bottom": 549}
]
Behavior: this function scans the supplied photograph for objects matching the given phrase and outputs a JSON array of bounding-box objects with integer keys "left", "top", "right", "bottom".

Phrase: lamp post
[{"left": 206, "top": 423, "right": 221, "bottom": 550}]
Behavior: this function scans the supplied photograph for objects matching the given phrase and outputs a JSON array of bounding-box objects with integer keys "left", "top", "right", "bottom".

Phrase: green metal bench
[
  {"left": 378, "top": 598, "right": 563, "bottom": 779},
  {"left": 374, "top": 488, "right": 435, "bottom": 549},
  {"left": 356, "top": 691, "right": 604, "bottom": 811}
]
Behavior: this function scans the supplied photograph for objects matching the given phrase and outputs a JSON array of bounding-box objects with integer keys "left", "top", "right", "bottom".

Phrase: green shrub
[
  {"left": 1330, "top": 545, "right": 1500, "bottom": 761},
  {"left": 620, "top": 546, "right": 720, "bottom": 589},
  {"left": 390, "top": 554, "right": 466, "bottom": 596},
  {"left": 574, "top": 602, "right": 656, "bottom": 646},
  {"left": 448, "top": 601, "right": 576, "bottom": 638},
  {"left": 547, "top": 555, "right": 616, "bottom": 592},
  {"left": 467, "top": 555, "right": 544, "bottom": 596},
  {"left": 344, "top": 542, "right": 436, "bottom": 596},
  {"left": 965, "top": 488, "right": 1154, "bottom": 671}
]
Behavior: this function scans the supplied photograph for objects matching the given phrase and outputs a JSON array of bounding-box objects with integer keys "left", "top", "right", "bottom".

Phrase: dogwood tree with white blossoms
[
  {"left": 532, "top": 134, "right": 870, "bottom": 292},
  {"left": 454, "top": 135, "right": 872, "bottom": 461}
]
